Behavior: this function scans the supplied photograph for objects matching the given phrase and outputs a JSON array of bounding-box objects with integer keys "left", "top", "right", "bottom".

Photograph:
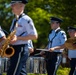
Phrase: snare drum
[{"left": 26, "top": 56, "right": 46, "bottom": 74}]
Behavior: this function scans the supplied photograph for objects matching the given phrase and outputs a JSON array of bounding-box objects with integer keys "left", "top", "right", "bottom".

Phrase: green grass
[
  {"left": 27, "top": 66, "right": 70, "bottom": 75},
  {"left": 1, "top": 66, "right": 70, "bottom": 75},
  {"left": 57, "top": 66, "right": 70, "bottom": 75}
]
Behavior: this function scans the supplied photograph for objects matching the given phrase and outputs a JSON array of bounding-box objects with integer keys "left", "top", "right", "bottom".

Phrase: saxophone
[{"left": 0, "top": 30, "right": 16, "bottom": 58}]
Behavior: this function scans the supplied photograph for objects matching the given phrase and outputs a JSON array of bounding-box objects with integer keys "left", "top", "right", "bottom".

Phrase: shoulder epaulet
[{"left": 49, "top": 29, "right": 62, "bottom": 35}]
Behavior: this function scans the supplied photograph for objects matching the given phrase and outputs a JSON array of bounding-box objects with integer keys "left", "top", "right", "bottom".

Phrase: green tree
[{"left": 0, "top": 0, "right": 76, "bottom": 48}]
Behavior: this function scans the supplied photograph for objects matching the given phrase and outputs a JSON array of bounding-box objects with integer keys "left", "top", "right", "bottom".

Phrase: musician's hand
[
  {"left": 68, "top": 57, "right": 71, "bottom": 60},
  {"left": 40, "top": 51, "right": 45, "bottom": 55},
  {"left": 29, "top": 48, "right": 34, "bottom": 54},
  {"left": 10, "top": 35, "right": 17, "bottom": 44},
  {"left": 40, "top": 51, "right": 46, "bottom": 57},
  {"left": 49, "top": 48, "right": 55, "bottom": 52}
]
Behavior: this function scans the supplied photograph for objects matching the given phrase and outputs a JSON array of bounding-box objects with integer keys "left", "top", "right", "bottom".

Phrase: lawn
[
  {"left": 27, "top": 67, "right": 70, "bottom": 75},
  {"left": 2, "top": 66, "right": 70, "bottom": 75}
]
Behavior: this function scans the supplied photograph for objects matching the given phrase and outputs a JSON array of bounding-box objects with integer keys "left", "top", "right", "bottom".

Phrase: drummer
[
  {"left": 67, "top": 26, "right": 76, "bottom": 75},
  {"left": 41, "top": 17, "right": 67, "bottom": 75}
]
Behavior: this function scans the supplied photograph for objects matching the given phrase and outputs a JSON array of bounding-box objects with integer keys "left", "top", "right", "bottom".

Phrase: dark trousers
[
  {"left": 54, "top": 54, "right": 62, "bottom": 75},
  {"left": 69, "top": 58, "right": 76, "bottom": 75},
  {"left": 45, "top": 52, "right": 62, "bottom": 75},
  {"left": 7, "top": 44, "right": 29, "bottom": 75}
]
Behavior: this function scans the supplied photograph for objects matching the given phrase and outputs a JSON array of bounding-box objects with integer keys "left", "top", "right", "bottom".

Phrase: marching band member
[
  {"left": 67, "top": 26, "right": 76, "bottom": 75},
  {"left": 45, "top": 17, "right": 67, "bottom": 75},
  {"left": 7, "top": 0, "right": 38, "bottom": 75}
]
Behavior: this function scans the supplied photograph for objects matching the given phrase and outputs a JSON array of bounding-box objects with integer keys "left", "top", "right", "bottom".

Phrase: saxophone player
[{"left": 7, "top": 0, "right": 38, "bottom": 75}]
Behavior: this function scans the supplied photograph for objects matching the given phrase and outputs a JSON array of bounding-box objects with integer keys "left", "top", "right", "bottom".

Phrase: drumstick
[{"left": 36, "top": 49, "right": 49, "bottom": 51}]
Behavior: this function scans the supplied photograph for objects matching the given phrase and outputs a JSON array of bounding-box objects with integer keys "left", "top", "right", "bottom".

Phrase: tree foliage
[{"left": 0, "top": 0, "right": 76, "bottom": 48}]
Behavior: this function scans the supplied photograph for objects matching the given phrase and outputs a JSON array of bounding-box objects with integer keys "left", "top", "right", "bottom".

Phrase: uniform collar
[
  {"left": 18, "top": 13, "right": 25, "bottom": 19},
  {"left": 55, "top": 27, "right": 60, "bottom": 32}
]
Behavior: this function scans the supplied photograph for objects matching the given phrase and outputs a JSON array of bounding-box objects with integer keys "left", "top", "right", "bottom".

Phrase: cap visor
[{"left": 67, "top": 29, "right": 76, "bottom": 32}]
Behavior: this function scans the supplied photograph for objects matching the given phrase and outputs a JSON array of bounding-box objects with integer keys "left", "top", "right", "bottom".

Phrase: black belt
[
  {"left": 10, "top": 44, "right": 27, "bottom": 47},
  {"left": 53, "top": 52, "right": 62, "bottom": 54}
]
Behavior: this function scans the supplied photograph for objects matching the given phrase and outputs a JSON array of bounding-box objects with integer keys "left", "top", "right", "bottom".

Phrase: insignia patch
[
  {"left": 18, "top": 24, "right": 22, "bottom": 27},
  {"left": 28, "top": 20, "right": 34, "bottom": 30},
  {"left": 62, "top": 34, "right": 66, "bottom": 39},
  {"left": 61, "top": 33, "right": 66, "bottom": 35},
  {"left": 28, "top": 20, "right": 30, "bottom": 23},
  {"left": 61, "top": 32, "right": 66, "bottom": 39}
]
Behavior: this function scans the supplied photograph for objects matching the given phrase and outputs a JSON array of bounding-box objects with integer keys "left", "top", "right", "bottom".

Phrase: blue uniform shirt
[
  {"left": 10, "top": 13, "right": 37, "bottom": 45},
  {"left": 48, "top": 27, "right": 67, "bottom": 52},
  {"left": 68, "top": 50, "right": 76, "bottom": 58}
]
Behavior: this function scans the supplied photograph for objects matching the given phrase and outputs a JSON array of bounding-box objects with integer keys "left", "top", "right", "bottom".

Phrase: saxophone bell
[
  {"left": 1, "top": 47, "right": 15, "bottom": 58},
  {"left": 0, "top": 30, "right": 16, "bottom": 58}
]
